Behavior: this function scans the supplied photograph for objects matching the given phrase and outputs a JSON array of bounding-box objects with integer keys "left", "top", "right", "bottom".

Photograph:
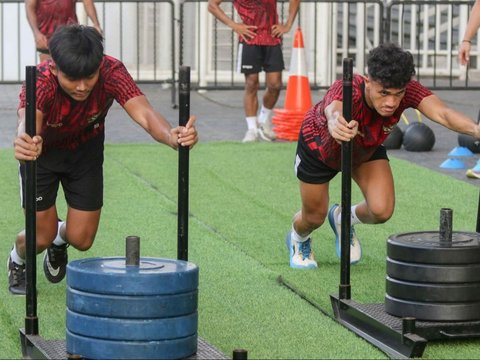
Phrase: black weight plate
[
  {"left": 66, "top": 330, "right": 197, "bottom": 360},
  {"left": 386, "top": 276, "right": 480, "bottom": 302},
  {"left": 67, "top": 309, "right": 197, "bottom": 341},
  {"left": 385, "top": 294, "right": 480, "bottom": 321},
  {"left": 387, "top": 231, "right": 480, "bottom": 264},
  {"left": 67, "top": 257, "right": 199, "bottom": 295},
  {"left": 67, "top": 287, "right": 197, "bottom": 318},
  {"left": 386, "top": 257, "right": 480, "bottom": 283}
]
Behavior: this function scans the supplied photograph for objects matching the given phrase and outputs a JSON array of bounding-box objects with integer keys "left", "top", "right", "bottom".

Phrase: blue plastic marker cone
[
  {"left": 440, "top": 158, "right": 466, "bottom": 169},
  {"left": 448, "top": 146, "right": 474, "bottom": 157},
  {"left": 472, "top": 162, "right": 480, "bottom": 172}
]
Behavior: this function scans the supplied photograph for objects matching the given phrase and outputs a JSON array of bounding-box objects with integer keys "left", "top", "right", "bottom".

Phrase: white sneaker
[
  {"left": 242, "top": 129, "right": 258, "bottom": 143},
  {"left": 257, "top": 120, "right": 276, "bottom": 141},
  {"left": 327, "top": 204, "right": 362, "bottom": 264},
  {"left": 285, "top": 232, "right": 318, "bottom": 269}
]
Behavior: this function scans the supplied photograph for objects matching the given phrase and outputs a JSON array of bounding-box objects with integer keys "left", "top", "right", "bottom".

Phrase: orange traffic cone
[{"left": 273, "top": 28, "right": 313, "bottom": 141}]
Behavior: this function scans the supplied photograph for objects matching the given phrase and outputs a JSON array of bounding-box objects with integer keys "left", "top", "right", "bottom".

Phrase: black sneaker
[
  {"left": 43, "top": 243, "right": 68, "bottom": 283},
  {"left": 7, "top": 256, "right": 26, "bottom": 295}
]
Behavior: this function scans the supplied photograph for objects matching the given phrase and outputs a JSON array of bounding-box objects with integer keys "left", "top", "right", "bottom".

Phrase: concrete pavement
[{"left": 1, "top": 83, "right": 479, "bottom": 186}]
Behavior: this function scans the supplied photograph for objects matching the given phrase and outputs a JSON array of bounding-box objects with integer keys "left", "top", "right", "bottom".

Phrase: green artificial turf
[{"left": 0, "top": 142, "right": 479, "bottom": 359}]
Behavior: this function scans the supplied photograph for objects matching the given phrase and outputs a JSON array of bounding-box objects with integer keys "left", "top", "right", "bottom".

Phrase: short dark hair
[
  {"left": 367, "top": 43, "right": 416, "bottom": 89},
  {"left": 48, "top": 24, "right": 104, "bottom": 79}
]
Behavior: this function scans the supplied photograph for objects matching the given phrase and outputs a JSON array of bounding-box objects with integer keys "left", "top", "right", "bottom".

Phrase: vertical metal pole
[
  {"left": 339, "top": 58, "right": 353, "bottom": 300},
  {"left": 170, "top": 1, "right": 177, "bottom": 108},
  {"left": 125, "top": 236, "right": 140, "bottom": 266},
  {"left": 177, "top": 66, "right": 190, "bottom": 261},
  {"left": 439, "top": 208, "right": 453, "bottom": 243},
  {"left": 477, "top": 189, "right": 480, "bottom": 233},
  {"left": 25, "top": 66, "right": 38, "bottom": 335},
  {"left": 233, "top": 349, "right": 248, "bottom": 360}
]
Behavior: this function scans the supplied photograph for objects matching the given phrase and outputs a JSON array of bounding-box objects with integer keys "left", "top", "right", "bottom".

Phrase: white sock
[
  {"left": 335, "top": 205, "right": 362, "bottom": 225},
  {"left": 258, "top": 105, "right": 273, "bottom": 125},
  {"left": 10, "top": 245, "right": 24, "bottom": 265},
  {"left": 245, "top": 116, "right": 257, "bottom": 130},
  {"left": 291, "top": 225, "right": 310, "bottom": 243},
  {"left": 53, "top": 221, "right": 67, "bottom": 246},
  {"left": 351, "top": 205, "right": 362, "bottom": 225}
]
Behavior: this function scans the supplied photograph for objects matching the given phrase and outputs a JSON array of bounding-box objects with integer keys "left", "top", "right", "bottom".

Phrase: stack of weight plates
[
  {"left": 385, "top": 231, "right": 480, "bottom": 321},
  {"left": 66, "top": 257, "right": 199, "bottom": 359}
]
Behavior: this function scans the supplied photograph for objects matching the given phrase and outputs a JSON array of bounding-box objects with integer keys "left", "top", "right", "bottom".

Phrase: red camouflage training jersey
[
  {"left": 233, "top": 0, "right": 281, "bottom": 46},
  {"left": 300, "top": 74, "right": 433, "bottom": 170},
  {"left": 36, "top": 0, "right": 78, "bottom": 39},
  {"left": 18, "top": 55, "right": 144, "bottom": 150}
]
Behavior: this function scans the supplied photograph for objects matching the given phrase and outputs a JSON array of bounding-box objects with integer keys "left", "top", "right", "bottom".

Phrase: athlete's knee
[
  {"left": 69, "top": 237, "right": 95, "bottom": 251},
  {"left": 245, "top": 77, "right": 259, "bottom": 94},
  {"left": 35, "top": 225, "right": 59, "bottom": 252},
  {"left": 266, "top": 81, "right": 282, "bottom": 95},
  {"left": 65, "top": 230, "right": 97, "bottom": 251},
  {"left": 368, "top": 203, "right": 394, "bottom": 224},
  {"left": 302, "top": 208, "right": 327, "bottom": 230}
]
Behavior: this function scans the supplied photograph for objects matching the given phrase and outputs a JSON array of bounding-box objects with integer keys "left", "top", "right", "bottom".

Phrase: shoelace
[
  {"left": 349, "top": 227, "right": 358, "bottom": 246},
  {"left": 299, "top": 240, "right": 312, "bottom": 260},
  {"left": 12, "top": 264, "right": 25, "bottom": 285},
  {"left": 49, "top": 245, "right": 67, "bottom": 265}
]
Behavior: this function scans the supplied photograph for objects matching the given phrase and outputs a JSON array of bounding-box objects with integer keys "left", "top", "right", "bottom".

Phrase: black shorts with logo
[
  {"left": 294, "top": 132, "right": 389, "bottom": 184},
  {"left": 19, "top": 133, "right": 105, "bottom": 211},
  {"left": 237, "top": 43, "right": 284, "bottom": 74}
]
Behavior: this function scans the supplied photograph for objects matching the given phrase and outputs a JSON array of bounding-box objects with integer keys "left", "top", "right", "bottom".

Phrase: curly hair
[{"left": 367, "top": 43, "right": 416, "bottom": 89}]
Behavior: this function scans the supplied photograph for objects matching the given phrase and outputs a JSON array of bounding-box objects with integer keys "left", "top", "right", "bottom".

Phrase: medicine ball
[
  {"left": 383, "top": 125, "right": 403, "bottom": 149},
  {"left": 403, "top": 122, "right": 435, "bottom": 152},
  {"left": 458, "top": 133, "right": 480, "bottom": 153},
  {"left": 457, "top": 108, "right": 480, "bottom": 153}
]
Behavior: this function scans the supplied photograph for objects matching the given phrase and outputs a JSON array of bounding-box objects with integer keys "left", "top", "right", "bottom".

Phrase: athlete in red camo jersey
[
  {"left": 208, "top": 0, "right": 300, "bottom": 143},
  {"left": 286, "top": 43, "right": 480, "bottom": 269},
  {"left": 25, "top": 0, "right": 102, "bottom": 62},
  {"left": 8, "top": 25, "right": 198, "bottom": 295}
]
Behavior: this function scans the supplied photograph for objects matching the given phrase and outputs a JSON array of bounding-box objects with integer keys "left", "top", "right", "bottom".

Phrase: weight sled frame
[
  {"left": 330, "top": 58, "right": 480, "bottom": 359},
  {"left": 20, "top": 66, "right": 229, "bottom": 360}
]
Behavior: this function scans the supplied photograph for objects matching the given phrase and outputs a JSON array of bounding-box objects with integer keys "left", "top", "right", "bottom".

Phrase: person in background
[
  {"left": 208, "top": 0, "right": 300, "bottom": 143},
  {"left": 8, "top": 25, "right": 198, "bottom": 295},
  {"left": 286, "top": 43, "right": 480, "bottom": 269},
  {"left": 458, "top": 0, "right": 480, "bottom": 66},
  {"left": 25, "top": 0, "right": 102, "bottom": 62},
  {"left": 458, "top": 0, "right": 480, "bottom": 179}
]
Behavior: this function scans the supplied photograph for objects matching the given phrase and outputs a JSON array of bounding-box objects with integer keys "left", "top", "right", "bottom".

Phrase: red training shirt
[
  {"left": 35, "top": 0, "right": 78, "bottom": 39},
  {"left": 300, "top": 74, "right": 433, "bottom": 170},
  {"left": 233, "top": 0, "right": 281, "bottom": 46},
  {"left": 18, "top": 55, "right": 144, "bottom": 150}
]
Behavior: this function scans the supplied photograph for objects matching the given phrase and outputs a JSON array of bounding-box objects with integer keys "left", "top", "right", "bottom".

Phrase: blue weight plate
[
  {"left": 67, "top": 309, "right": 197, "bottom": 340},
  {"left": 67, "top": 330, "right": 197, "bottom": 360},
  {"left": 67, "top": 257, "right": 199, "bottom": 295},
  {"left": 67, "top": 287, "right": 197, "bottom": 318}
]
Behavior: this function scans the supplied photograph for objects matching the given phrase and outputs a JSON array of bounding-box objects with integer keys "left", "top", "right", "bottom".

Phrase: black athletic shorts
[
  {"left": 237, "top": 43, "right": 284, "bottom": 74},
  {"left": 19, "top": 133, "right": 104, "bottom": 211},
  {"left": 294, "top": 132, "right": 389, "bottom": 184}
]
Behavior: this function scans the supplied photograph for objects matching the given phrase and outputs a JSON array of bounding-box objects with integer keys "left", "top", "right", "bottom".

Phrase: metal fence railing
[
  {"left": 180, "top": 0, "right": 385, "bottom": 90},
  {"left": 386, "top": 0, "right": 480, "bottom": 90},
  {"left": 179, "top": 0, "right": 480, "bottom": 91},
  {"left": 1, "top": 0, "right": 480, "bottom": 92},
  {"left": 0, "top": 0, "right": 176, "bottom": 103}
]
